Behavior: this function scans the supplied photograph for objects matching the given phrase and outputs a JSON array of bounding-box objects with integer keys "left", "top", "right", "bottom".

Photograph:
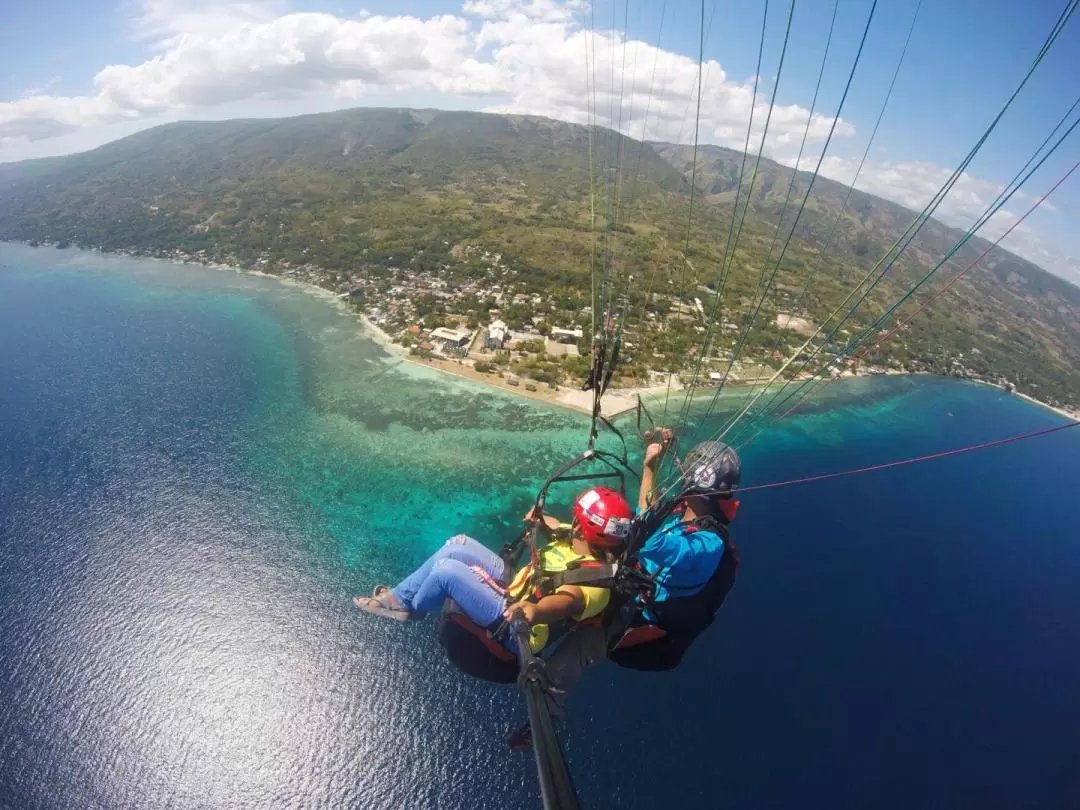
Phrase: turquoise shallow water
[{"left": 2, "top": 242, "right": 1079, "bottom": 809}]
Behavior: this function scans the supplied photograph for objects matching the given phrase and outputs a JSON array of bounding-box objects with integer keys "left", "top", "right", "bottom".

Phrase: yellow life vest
[{"left": 506, "top": 538, "right": 611, "bottom": 653}]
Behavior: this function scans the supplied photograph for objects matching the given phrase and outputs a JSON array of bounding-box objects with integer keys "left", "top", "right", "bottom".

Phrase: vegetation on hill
[{"left": 0, "top": 106, "right": 1077, "bottom": 408}]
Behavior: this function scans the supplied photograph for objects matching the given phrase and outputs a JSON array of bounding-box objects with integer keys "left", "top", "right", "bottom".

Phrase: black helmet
[{"left": 678, "top": 440, "right": 741, "bottom": 497}]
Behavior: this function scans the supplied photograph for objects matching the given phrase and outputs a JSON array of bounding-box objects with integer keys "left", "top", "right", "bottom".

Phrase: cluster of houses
[{"left": 400, "top": 315, "right": 589, "bottom": 366}]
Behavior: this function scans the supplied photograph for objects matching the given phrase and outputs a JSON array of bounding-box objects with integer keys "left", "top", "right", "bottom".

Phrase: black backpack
[{"left": 608, "top": 515, "right": 739, "bottom": 671}]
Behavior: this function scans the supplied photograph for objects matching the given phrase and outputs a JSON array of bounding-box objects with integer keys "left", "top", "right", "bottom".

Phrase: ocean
[{"left": 1, "top": 243, "right": 1078, "bottom": 810}]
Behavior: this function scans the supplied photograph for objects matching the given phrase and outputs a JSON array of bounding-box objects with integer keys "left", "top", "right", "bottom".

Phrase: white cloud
[
  {"left": 462, "top": 0, "right": 585, "bottom": 22},
  {"left": 0, "top": 94, "right": 133, "bottom": 143},
  {"left": 22, "top": 76, "right": 62, "bottom": 97},
  {"left": 132, "top": 0, "right": 284, "bottom": 44},
  {"left": 0, "top": 0, "right": 851, "bottom": 155},
  {"left": 479, "top": 25, "right": 856, "bottom": 150}
]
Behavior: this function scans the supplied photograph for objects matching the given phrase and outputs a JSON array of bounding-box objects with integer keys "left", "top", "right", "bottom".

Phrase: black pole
[{"left": 511, "top": 616, "right": 582, "bottom": 810}]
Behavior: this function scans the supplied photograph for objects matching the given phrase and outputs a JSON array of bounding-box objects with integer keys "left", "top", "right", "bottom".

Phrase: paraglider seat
[{"left": 436, "top": 600, "right": 518, "bottom": 684}]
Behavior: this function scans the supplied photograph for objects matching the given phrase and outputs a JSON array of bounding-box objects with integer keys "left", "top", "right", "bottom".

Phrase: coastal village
[
  {"left": 101, "top": 241, "right": 1078, "bottom": 420},
  {"left": 280, "top": 245, "right": 869, "bottom": 394}
]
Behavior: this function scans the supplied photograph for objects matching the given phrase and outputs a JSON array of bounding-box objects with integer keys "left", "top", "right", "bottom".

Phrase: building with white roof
[
  {"left": 429, "top": 327, "right": 472, "bottom": 352},
  {"left": 484, "top": 319, "right": 509, "bottom": 350},
  {"left": 550, "top": 327, "right": 584, "bottom": 344}
]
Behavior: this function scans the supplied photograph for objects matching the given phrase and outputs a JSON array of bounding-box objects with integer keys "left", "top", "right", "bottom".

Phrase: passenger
[{"left": 353, "top": 487, "right": 633, "bottom": 663}]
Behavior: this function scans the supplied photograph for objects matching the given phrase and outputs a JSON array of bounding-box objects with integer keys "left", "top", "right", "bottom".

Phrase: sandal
[
  {"left": 374, "top": 585, "right": 425, "bottom": 620},
  {"left": 353, "top": 590, "right": 411, "bottom": 621},
  {"left": 372, "top": 585, "right": 406, "bottom": 611}
]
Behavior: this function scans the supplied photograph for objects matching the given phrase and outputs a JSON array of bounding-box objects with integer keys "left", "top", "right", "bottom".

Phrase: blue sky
[{"left": 1, "top": 0, "right": 1078, "bottom": 284}]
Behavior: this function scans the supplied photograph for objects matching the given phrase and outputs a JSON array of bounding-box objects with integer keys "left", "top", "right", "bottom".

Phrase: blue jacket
[{"left": 639, "top": 515, "right": 726, "bottom": 604}]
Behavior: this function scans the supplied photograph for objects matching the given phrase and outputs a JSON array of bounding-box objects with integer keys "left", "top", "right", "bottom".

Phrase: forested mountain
[{"left": 0, "top": 106, "right": 1077, "bottom": 405}]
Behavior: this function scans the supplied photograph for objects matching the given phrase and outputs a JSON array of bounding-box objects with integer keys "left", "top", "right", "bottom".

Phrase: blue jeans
[{"left": 392, "top": 535, "right": 509, "bottom": 629}]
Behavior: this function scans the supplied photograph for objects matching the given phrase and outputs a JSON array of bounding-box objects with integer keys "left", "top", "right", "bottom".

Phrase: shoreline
[
  {"left": 10, "top": 241, "right": 1078, "bottom": 424},
  {"left": 356, "top": 312, "right": 406, "bottom": 356},
  {"left": 1014, "top": 391, "right": 1080, "bottom": 423},
  {"left": 968, "top": 378, "right": 1079, "bottom": 424},
  {"left": 399, "top": 354, "right": 694, "bottom": 418},
  {"left": 350, "top": 298, "right": 731, "bottom": 417}
]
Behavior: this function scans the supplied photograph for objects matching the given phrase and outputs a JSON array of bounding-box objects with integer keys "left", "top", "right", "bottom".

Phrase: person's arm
[
  {"left": 638, "top": 428, "right": 672, "bottom": 511},
  {"left": 504, "top": 586, "right": 586, "bottom": 625},
  {"left": 638, "top": 457, "right": 657, "bottom": 512}
]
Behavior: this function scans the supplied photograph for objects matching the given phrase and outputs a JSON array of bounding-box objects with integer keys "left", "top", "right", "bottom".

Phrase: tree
[{"left": 503, "top": 302, "right": 533, "bottom": 329}]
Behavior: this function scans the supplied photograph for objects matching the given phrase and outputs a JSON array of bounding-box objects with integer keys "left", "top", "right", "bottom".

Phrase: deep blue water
[{"left": 2, "top": 244, "right": 1079, "bottom": 809}]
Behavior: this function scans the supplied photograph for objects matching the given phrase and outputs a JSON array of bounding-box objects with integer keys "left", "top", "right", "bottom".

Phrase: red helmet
[{"left": 571, "top": 487, "right": 633, "bottom": 548}]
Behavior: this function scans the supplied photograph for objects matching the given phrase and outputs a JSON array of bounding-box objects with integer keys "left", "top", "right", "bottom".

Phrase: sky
[{"left": 2, "top": 0, "right": 1079, "bottom": 285}]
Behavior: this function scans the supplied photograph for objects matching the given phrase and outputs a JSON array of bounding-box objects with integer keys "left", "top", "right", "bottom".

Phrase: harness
[
  {"left": 607, "top": 514, "right": 740, "bottom": 670},
  {"left": 536, "top": 560, "right": 619, "bottom": 592},
  {"left": 438, "top": 542, "right": 615, "bottom": 682}
]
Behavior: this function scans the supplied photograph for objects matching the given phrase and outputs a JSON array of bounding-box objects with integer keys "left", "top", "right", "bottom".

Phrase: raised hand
[{"left": 643, "top": 427, "right": 673, "bottom": 470}]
